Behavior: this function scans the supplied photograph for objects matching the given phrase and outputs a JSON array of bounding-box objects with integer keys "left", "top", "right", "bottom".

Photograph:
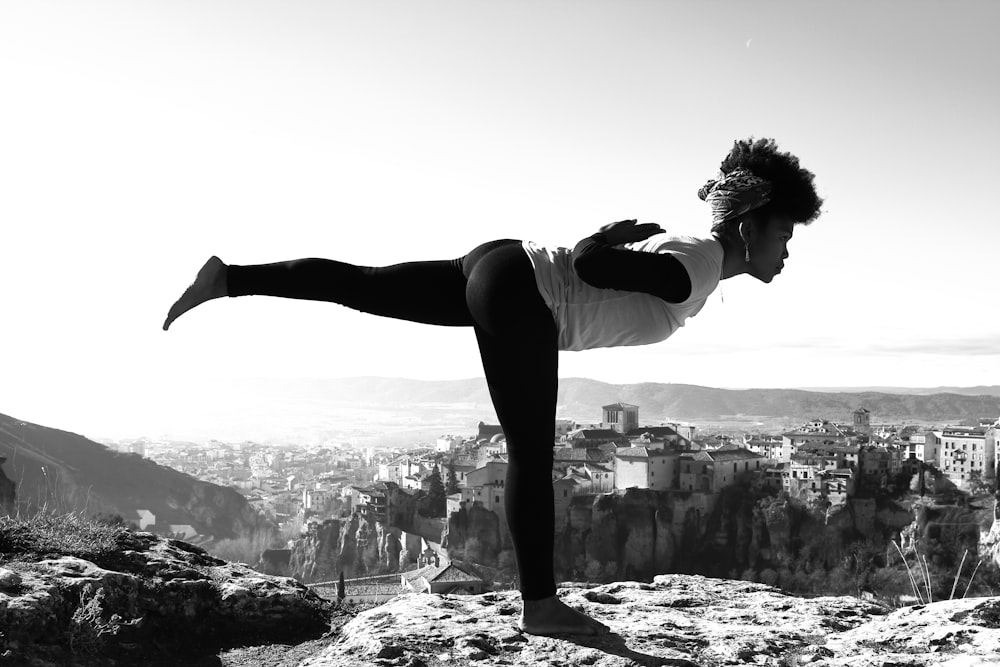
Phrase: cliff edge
[
  {"left": 4, "top": 520, "right": 1000, "bottom": 665},
  {"left": 306, "top": 576, "right": 1000, "bottom": 667}
]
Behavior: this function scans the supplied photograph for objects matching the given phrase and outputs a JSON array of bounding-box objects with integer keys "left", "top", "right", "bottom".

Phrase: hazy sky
[{"left": 1, "top": 1, "right": 998, "bottom": 437}]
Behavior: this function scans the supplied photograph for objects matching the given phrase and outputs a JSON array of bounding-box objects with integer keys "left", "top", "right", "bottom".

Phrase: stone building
[{"left": 602, "top": 402, "right": 639, "bottom": 434}]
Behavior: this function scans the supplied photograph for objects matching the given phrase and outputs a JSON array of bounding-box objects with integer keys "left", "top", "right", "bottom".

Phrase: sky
[{"left": 1, "top": 0, "right": 998, "bottom": 438}]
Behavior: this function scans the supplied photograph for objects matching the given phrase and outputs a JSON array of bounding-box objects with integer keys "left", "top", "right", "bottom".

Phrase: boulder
[{"left": 0, "top": 532, "right": 329, "bottom": 665}]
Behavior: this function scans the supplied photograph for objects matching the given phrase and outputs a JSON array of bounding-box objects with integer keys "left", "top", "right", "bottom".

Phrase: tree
[
  {"left": 337, "top": 571, "right": 346, "bottom": 601},
  {"left": 968, "top": 470, "right": 996, "bottom": 497},
  {"left": 427, "top": 464, "right": 446, "bottom": 517},
  {"left": 445, "top": 461, "right": 460, "bottom": 495}
]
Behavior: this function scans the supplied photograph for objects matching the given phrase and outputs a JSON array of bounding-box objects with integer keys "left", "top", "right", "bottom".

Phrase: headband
[{"left": 698, "top": 168, "right": 773, "bottom": 226}]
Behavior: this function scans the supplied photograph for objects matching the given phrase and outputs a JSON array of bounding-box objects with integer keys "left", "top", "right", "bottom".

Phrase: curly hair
[{"left": 710, "top": 137, "right": 823, "bottom": 234}]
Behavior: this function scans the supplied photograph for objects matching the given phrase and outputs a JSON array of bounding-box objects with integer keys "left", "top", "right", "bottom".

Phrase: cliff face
[
  {"left": 288, "top": 513, "right": 413, "bottom": 583},
  {"left": 442, "top": 503, "right": 502, "bottom": 565},
  {"left": 555, "top": 489, "right": 679, "bottom": 580},
  {"left": 551, "top": 487, "right": 927, "bottom": 583}
]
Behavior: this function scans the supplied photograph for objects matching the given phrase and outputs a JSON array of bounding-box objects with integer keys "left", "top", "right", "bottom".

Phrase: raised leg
[{"left": 164, "top": 254, "right": 475, "bottom": 330}]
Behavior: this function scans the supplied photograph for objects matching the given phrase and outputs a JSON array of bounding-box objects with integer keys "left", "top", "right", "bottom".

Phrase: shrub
[
  {"left": 0, "top": 511, "right": 140, "bottom": 567},
  {"left": 66, "top": 584, "right": 138, "bottom": 658}
]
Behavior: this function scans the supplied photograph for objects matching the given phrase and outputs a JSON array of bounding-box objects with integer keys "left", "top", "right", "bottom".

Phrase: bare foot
[
  {"left": 519, "top": 595, "right": 610, "bottom": 636},
  {"left": 162, "top": 256, "right": 228, "bottom": 330}
]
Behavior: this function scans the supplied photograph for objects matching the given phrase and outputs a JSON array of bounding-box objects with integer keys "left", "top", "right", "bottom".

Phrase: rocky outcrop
[
  {"left": 304, "top": 575, "right": 1000, "bottom": 667},
  {"left": 557, "top": 490, "right": 685, "bottom": 581},
  {"left": 550, "top": 488, "right": 963, "bottom": 586},
  {"left": 0, "top": 532, "right": 329, "bottom": 665},
  {"left": 443, "top": 503, "right": 502, "bottom": 565},
  {"left": 289, "top": 514, "right": 408, "bottom": 583},
  {"left": 981, "top": 498, "right": 1000, "bottom": 568}
]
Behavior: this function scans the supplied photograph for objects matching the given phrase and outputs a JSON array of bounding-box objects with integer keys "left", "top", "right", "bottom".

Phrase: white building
[{"left": 614, "top": 446, "right": 678, "bottom": 491}]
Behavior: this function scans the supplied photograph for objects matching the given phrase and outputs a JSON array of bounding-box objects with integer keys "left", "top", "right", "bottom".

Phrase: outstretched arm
[{"left": 572, "top": 220, "right": 692, "bottom": 303}]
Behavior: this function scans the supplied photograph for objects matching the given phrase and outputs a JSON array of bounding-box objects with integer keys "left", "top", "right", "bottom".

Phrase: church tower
[{"left": 852, "top": 407, "right": 871, "bottom": 436}]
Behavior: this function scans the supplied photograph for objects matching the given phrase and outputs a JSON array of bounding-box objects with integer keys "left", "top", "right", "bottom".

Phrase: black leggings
[{"left": 227, "top": 240, "right": 558, "bottom": 600}]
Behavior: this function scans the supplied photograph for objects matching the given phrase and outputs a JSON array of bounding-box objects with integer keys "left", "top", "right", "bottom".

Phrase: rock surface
[
  {"left": 0, "top": 532, "right": 330, "bottom": 665},
  {"left": 305, "top": 575, "right": 1000, "bottom": 667}
]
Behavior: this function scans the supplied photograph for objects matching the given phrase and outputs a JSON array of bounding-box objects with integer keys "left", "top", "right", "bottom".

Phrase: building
[
  {"left": 556, "top": 462, "right": 616, "bottom": 496},
  {"left": 552, "top": 446, "right": 609, "bottom": 473},
  {"left": 937, "top": 426, "right": 994, "bottom": 488},
  {"left": 625, "top": 425, "right": 691, "bottom": 449},
  {"left": 901, "top": 430, "right": 938, "bottom": 465},
  {"left": 602, "top": 402, "right": 639, "bottom": 434},
  {"left": 678, "top": 454, "right": 713, "bottom": 493},
  {"left": 460, "top": 461, "right": 508, "bottom": 517},
  {"left": 476, "top": 422, "right": 504, "bottom": 442},
  {"left": 795, "top": 442, "right": 860, "bottom": 470},
  {"left": 858, "top": 445, "right": 903, "bottom": 487},
  {"left": 465, "top": 460, "right": 507, "bottom": 488},
  {"left": 436, "top": 435, "right": 463, "bottom": 453},
  {"left": 699, "top": 447, "right": 766, "bottom": 491},
  {"left": 351, "top": 485, "right": 387, "bottom": 521},
  {"left": 565, "top": 428, "right": 628, "bottom": 448},
  {"left": 852, "top": 407, "right": 872, "bottom": 436},
  {"left": 615, "top": 446, "right": 679, "bottom": 491},
  {"left": 743, "top": 434, "right": 783, "bottom": 460},
  {"left": 401, "top": 562, "right": 485, "bottom": 595},
  {"left": 781, "top": 420, "right": 855, "bottom": 460},
  {"left": 785, "top": 460, "right": 825, "bottom": 497}
]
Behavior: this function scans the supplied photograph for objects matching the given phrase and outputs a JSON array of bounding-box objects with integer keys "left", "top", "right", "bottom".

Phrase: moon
[{"left": 746, "top": 38, "right": 752, "bottom": 49}]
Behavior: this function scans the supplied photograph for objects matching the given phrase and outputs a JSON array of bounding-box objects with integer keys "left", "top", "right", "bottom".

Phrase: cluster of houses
[{"left": 353, "top": 405, "right": 1000, "bottom": 538}]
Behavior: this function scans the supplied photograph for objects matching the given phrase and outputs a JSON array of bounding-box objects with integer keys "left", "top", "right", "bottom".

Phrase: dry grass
[{"left": 0, "top": 510, "right": 143, "bottom": 567}]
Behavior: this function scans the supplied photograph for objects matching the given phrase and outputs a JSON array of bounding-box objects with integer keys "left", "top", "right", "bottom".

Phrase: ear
[{"left": 739, "top": 215, "right": 763, "bottom": 243}]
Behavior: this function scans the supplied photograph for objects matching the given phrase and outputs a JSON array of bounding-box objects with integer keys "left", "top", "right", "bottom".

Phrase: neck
[{"left": 714, "top": 233, "right": 751, "bottom": 280}]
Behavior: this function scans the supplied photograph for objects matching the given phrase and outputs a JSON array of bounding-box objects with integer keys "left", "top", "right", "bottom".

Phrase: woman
[{"left": 163, "top": 137, "right": 822, "bottom": 636}]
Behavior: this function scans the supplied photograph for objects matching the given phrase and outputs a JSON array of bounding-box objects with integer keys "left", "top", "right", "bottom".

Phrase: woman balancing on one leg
[{"left": 163, "top": 137, "right": 822, "bottom": 636}]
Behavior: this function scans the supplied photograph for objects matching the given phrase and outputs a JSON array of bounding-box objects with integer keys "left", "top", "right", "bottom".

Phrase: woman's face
[{"left": 748, "top": 215, "right": 795, "bottom": 283}]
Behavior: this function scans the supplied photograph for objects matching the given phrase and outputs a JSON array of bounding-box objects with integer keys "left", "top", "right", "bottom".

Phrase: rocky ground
[
  {"left": 304, "top": 575, "right": 1000, "bottom": 667},
  {"left": 5, "top": 529, "right": 1000, "bottom": 666},
  {"left": 0, "top": 531, "right": 330, "bottom": 665}
]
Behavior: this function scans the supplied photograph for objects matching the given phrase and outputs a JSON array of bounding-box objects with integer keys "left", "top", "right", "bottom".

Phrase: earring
[{"left": 744, "top": 244, "right": 751, "bottom": 263}]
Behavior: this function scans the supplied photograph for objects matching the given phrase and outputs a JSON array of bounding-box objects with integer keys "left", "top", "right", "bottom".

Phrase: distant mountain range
[
  {"left": 0, "top": 413, "right": 263, "bottom": 538},
  {"left": 219, "top": 377, "right": 1000, "bottom": 426},
  {"left": 795, "top": 386, "right": 1000, "bottom": 397}
]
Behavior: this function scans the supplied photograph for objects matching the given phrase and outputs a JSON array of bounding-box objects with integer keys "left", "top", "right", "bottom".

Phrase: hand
[{"left": 597, "top": 219, "right": 664, "bottom": 245}]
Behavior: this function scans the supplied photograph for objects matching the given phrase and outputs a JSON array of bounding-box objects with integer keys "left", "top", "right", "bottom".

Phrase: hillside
[
  {"left": 221, "top": 377, "right": 1000, "bottom": 425},
  {"left": 0, "top": 413, "right": 263, "bottom": 539}
]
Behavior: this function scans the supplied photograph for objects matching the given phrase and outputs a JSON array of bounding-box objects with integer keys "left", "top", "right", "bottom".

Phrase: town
[{"left": 99, "top": 403, "right": 1000, "bottom": 600}]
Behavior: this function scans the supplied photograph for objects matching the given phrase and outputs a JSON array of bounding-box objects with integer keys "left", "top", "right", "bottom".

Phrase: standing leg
[{"left": 463, "top": 242, "right": 609, "bottom": 636}]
